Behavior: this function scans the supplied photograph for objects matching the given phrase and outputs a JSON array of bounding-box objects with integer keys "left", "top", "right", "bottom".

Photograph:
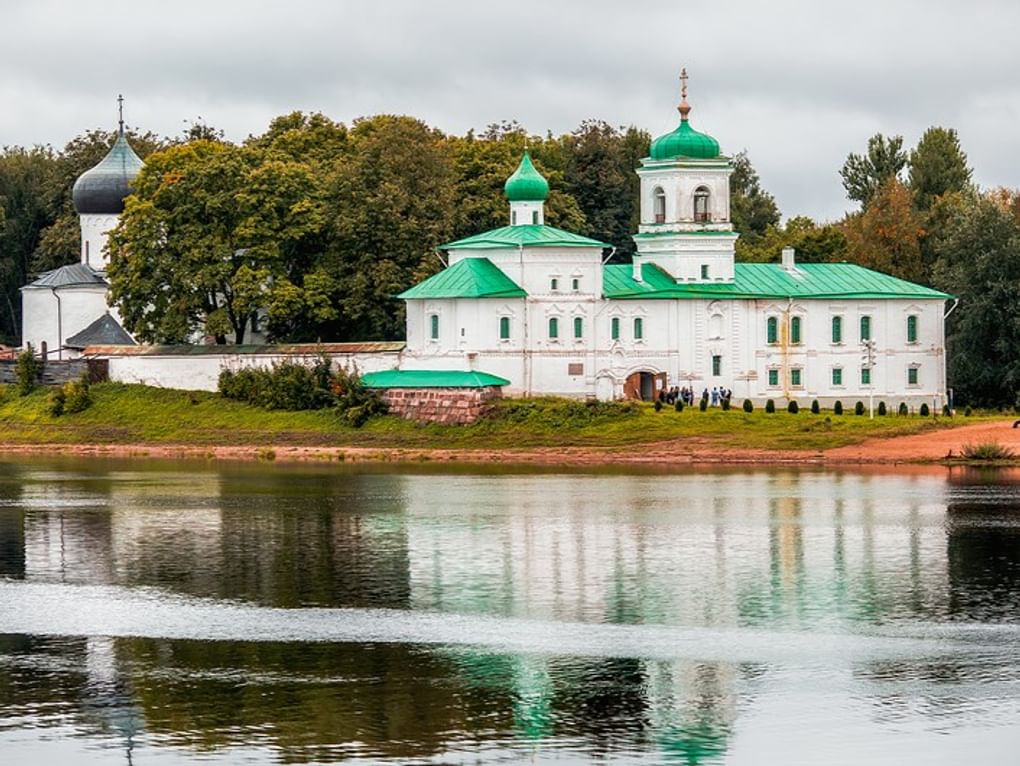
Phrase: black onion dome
[{"left": 71, "top": 133, "right": 144, "bottom": 215}]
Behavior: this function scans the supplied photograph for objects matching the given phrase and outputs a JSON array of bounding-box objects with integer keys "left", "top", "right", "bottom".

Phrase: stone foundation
[{"left": 380, "top": 386, "right": 502, "bottom": 425}]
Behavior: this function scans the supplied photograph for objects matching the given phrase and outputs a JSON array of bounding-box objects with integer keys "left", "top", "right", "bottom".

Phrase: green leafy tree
[
  {"left": 931, "top": 193, "right": 1020, "bottom": 406},
  {"left": 908, "top": 127, "right": 972, "bottom": 211},
  {"left": 108, "top": 140, "right": 326, "bottom": 344},
  {"left": 736, "top": 216, "right": 847, "bottom": 264},
  {"left": 841, "top": 179, "right": 924, "bottom": 281},
  {"left": 729, "top": 150, "right": 780, "bottom": 243},
  {"left": 840, "top": 133, "right": 907, "bottom": 208}
]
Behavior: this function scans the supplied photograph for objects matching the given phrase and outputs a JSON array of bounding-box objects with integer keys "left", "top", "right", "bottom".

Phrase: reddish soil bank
[{"left": 0, "top": 420, "right": 1016, "bottom": 467}]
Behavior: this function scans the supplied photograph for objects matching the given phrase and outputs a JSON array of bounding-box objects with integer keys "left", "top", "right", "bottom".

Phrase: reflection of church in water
[{"left": 0, "top": 466, "right": 1001, "bottom": 762}]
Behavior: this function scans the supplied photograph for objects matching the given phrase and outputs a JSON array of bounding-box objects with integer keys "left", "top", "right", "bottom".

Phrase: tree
[
  {"left": 323, "top": 115, "right": 456, "bottom": 340},
  {"left": 108, "top": 140, "right": 326, "bottom": 344},
  {"left": 736, "top": 215, "right": 847, "bottom": 264},
  {"left": 729, "top": 150, "right": 780, "bottom": 243},
  {"left": 930, "top": 193, "right": 1020, "bottom": 406},
  {"left": 841, "top": 179, "right": 924, "bottom": 282},
  {"left": 840, "top": 133, "right": 907, "bottom": 208},
  {"left": 908, "top": 126, "right": 972, "bottom": 211}
]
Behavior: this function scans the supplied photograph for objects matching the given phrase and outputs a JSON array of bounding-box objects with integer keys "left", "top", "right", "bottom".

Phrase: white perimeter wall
[{"left": 106, "top": 351, "right": 402, "bottom": 391}]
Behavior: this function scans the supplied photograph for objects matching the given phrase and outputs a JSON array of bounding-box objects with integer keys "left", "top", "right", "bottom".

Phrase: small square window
[
  {"left": 768, "top": 369, "right": 779, "bottom": 387},
  {"left": 861, "top": 367, "right": 871, "bottom": 385}
]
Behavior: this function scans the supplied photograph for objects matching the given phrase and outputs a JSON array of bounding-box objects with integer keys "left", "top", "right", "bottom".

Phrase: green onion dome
[
  {"left": 649, "top": 119, "right": 720, "bottom": 161},
  {"left": 504, "top": 151, "right": 549, "bottom": 202}
]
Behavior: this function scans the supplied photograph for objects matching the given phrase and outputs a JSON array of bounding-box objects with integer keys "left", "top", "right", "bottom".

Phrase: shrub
[
  {"left": 765, "top": 399, "right": 775, "bottom": 414},
  {"left": 15, "top": 347, "right": 40, "bottom": 396},
  {"left": 942, "top": 404, "right": 951, "bottom": 417},
  {"left": 742, "top": 399, "right": 753, "bottom": 413},
  {"left": 964, "top": 406, "right": 973, "bottom": 417},
  {"left": 898, "top": 402, "right": 909, "bottom": 416},
  {"left": 654, "top": 399, "right": 663, "bottom": 412},
  {"left": 810, "top": 400, "right": 820, "bottom": 415},
  {"left": 961, "top": 441, "right": 1015, "bottom": 461},
  {"left": 834, "top": 401, "right": 843, "bottom": 415},
  {"left": 699, "top": 398, "right": 708, "bottom": 412},
  {"left": 721, "top": 397, "right": 731, "bottom": 411},
  {"left": 920, "top": 403, "right": 930, "bottom": 417},
  {"left": 47, "top": 388, "right": 65, "bottom": 417},
  {"left": 674, "top": 399, "right": 684, "bottom": 412},
  {"left": 877, "top": 402, "right": 887, "bottom": 416},
  {"left": 63, "top": 375, "right": 91, "bottom": 414},
  {"left": 854, "top": 401, "right": 865, "bottom": 416},
  {"left": 787, "top": 400, "right": 799, "bottom": 414},
  {"left": 330, "top": 366, "right": 387, "bottom": 427}
]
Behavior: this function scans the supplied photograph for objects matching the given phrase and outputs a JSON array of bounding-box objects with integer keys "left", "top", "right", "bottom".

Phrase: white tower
[
  {"left": 632, "top": 70, "right": 738, "bottom": 283},
  {"left": 71, "top": 95, "right": 144, "bottom": 273}
]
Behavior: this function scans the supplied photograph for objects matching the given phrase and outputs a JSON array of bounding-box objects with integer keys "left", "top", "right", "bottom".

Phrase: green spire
[{"left": 504, "top": 151, "right": 549, "bottom": 202}]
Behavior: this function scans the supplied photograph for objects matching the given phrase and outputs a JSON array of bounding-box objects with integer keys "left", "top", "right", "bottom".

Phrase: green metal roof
[
  {"left": 440, "top": 224, "right": 610, "bottom": 251},
  {"left": 362, "top": 369, "right": 510, "bottom": 388},
  {"left": 603, "top": 262, "right": 953, "bottom": 300},
  {"left": 649, "top": 119, "right": 721, "bottom": 161},
  {"left": 504, "top": 151, "right": 549, "bottom": 202},
  {"left": 399, "top": 257, "right": 526, "bottom": 300}
]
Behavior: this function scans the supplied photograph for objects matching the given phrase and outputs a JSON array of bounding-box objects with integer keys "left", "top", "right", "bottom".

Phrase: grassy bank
[{"left": 0, "top": 382, "right": 986, "bottom": 452}]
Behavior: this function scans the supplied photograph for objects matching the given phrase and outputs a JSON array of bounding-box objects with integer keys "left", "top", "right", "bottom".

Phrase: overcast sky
[{"left": 2, "top": 0, "right": 1017, "bottom": 222}]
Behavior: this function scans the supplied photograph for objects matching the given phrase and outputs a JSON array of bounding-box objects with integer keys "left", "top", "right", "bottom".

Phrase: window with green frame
[
  {"left": 712, "top": 355, "right": 721, "bottom": 376},
  {"left": 790, "top": 368, "right": 802, "bottom": 386},
  {"left": 766, "top": 316, "right": 778, "bottom": 344},
  {"left": 768, "top": 368, "right": 779, "bottom": 386},
  {"left": 701, "top": 264, "right": 710, "bottom": 279},
  {"left": 633, "top": 317, "right": 644, "bottom": 340},
  {"left": 573, "top": 316, "right": 583, "bottom": 339},
  {"left": 832, "top": 367, "right": 843, "bottom": 385},
  {"left": 908, "top": 366, "right": 919, "bottom": 385},
  {"left": 790, "top": 316, "right": 802, "bottom": 344},
  {"left": 499, "top": 316, "right": 510, "bottom": 340},
  {"left": 907, "top": 315, "right": 918, "bottom": 343},
  {"left": 861, "top": 367, "right": 871, "bottom": 385},
  {"left": 548, "top": 317, "right": 559, "bottom": 339},
  {"left": 429, "top": 314, "right": 439, "bottom": 340},
  {"left": 832, "top": 316, "right": 842, "bottom": 344},
  {"left": 860, "top": 315, "right": 871, "bottom": 341},
  {"left": 610, "top": 317, "right": 620, "bottom": 340}
]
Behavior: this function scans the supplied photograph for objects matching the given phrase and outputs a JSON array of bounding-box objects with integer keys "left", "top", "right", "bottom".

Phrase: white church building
[{"left": 398, "top": 79, "right": 953, "bottom": 406}]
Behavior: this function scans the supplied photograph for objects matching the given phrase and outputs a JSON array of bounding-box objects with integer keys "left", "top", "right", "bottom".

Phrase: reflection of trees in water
[{"left": 946, "top": 502, "right": 1020, "bottom": 622}]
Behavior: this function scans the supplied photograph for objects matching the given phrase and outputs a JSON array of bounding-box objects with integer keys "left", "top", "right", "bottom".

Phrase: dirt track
[{"left": 0, "top": 419, "right": 1016, "bottom": 467}]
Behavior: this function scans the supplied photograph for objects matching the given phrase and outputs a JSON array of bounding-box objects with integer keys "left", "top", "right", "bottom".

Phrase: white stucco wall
[
  {"left": 21, "top": 285, "right": 113, "bottom": 360},
  {"left": 80, "top": 214, "right": 118, "bottom": 271},
  {"left": 105, "top": 350, "right": 402, "bottom": 391}
]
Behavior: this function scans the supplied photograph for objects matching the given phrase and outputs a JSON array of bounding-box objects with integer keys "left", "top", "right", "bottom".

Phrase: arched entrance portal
[{"left": 623, "top": 370, "right": 666, "bottom": 401}]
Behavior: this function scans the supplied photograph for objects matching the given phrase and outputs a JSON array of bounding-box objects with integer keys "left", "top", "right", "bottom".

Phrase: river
[{"left": 0, "top": 459, "right": 1016, "bottom": 764}]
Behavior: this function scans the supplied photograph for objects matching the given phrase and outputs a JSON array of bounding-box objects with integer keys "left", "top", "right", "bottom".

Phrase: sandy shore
[{"left": 0, "top": 419, "right": 1016, "bottom": 467}]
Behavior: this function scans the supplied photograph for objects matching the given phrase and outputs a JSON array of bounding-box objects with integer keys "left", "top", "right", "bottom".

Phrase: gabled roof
[
  {"left": 399, "top": 257, "right": 526, "bottom": 300},
  {"left": 24, "top": 263, "right": 107, "bottom": 289},
  {"left": 603, "top": 262, "right": 953, "bottom": 300},
  {"left": 65, "top": 313, "right": 135, "bottom": 349},
  {"left": 440, "top": 224, "right": 610, "bottom": 251},
  {"left": 361, "top": 369, "right": 510, "bottom": 388}
]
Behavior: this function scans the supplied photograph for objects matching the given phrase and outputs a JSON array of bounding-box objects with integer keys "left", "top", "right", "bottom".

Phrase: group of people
[{"left": 659, "top": 385, "right": 734, "bottom": 407}]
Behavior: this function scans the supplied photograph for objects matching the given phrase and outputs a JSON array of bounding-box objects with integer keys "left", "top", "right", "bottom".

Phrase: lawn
[{"left": 0, "top": 383, "right": 989, "bottom": 453}]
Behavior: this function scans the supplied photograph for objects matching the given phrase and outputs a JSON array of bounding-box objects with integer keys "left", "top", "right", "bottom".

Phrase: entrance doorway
[{"left": 623, "top": 370, "right": 666, "bottom": 401}]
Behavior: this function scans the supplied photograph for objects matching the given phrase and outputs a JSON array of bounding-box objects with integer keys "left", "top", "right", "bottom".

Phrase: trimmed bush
[
  {"left": 674, "top": 399, "right": 684, "bottom": 412},
  {"left": 810, "top": 400, "right": 820, "bottom": 415},
  {"left": 834, "top": 401, "right": 843, "bottom": 415},
  {"left": 742, "top": 399, "right": 753, "bottom": 413},
  {"left": 899, "top": 402, "right": 909, "bottom": 416},
  {"left": 964, "top": 406, "right": 973, "bottom": 417},
  {"left": 699, "top": 398, "right": 708, "bottom": 412},
  {"left": 920, "top": 403, "right": 930, "bottom": 417},
  {"left": 787, "top": 400, "right": 799, "bottom": 414},
  {"left": 854, "top": 401, "right": 865, "bottom": 416},
  {"left": 877, "top": 401, "right": 887, "bottom": 416},
  {"left": 654, "top": 399, "right": 663, "bottom": 412},
  {"left": 942, "top": 404, "right": 951, "bottom": 417},
  {"left": 765, "top": 399, "right": 775, "bottom": 414},
  {"left": 721, "top": 397, "right": 731, "bottom": 411},
  {"left": 15, "top": 347, "right": 40, "bottom": 396}
]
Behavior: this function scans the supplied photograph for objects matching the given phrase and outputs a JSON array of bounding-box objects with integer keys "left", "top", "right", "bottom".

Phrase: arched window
[
  {"left": 906, "top": 315, "right": 918, "bottom": 343},
  {"left": 790, "top": 316, "right": 802, "bottom": 344},
  {"left": 611, "top": 317, "right": 620, "bottom": 340},
  {"left": 633, "top": 317, "right": 644, "bottom": 340},
  {"left": 429, "top": 314, "right": 439, "bottom": 340},
  {"left": 548, "top": 317, "right": 559, "bottom": 339},
  {"left": 694, "top": 186, "right": 710, "bottom": 222},
  {"left": 653, "top": 187, "right": 666, "bottom": 223},
  {"left": 766, "top": 316, "right": 778, "bottom": 344},
  {"left": 573, "top": 316, "right": 583, "bottom": 338},
  {"left": 499, "top": 316, "right": 510, "bottom": 340}
]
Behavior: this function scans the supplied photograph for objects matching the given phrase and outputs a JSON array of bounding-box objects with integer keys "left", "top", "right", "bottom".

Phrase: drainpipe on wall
[
  {"left": 520, "top": 244, "right": 530, "bottom": 396},
  {"left": 941, "top": 298, "right": 959, "bottom": 409},
  {"left": 50, "top": 287, "right": 63, "bottom": 361}
]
